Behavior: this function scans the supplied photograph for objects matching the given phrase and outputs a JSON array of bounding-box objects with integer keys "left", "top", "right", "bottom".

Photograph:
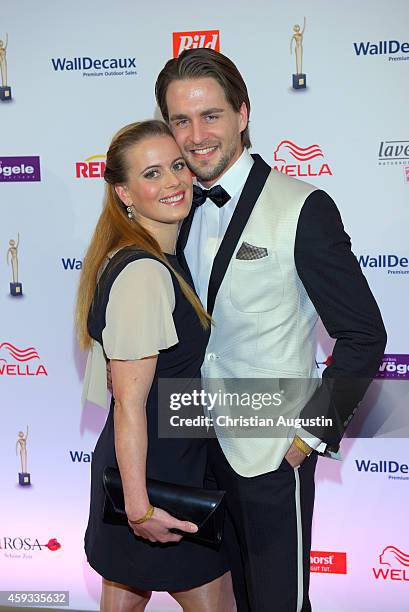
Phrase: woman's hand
[{"left": 128, "top": 506, "right": 198, "bottom": 543}]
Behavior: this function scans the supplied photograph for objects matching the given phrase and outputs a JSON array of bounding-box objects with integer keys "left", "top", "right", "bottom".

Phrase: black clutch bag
[{"left": 102, "top": 467, "right": 226, "bottom": 547}]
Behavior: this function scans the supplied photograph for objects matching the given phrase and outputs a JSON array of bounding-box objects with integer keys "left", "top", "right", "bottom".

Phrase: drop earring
[{"left": 126, "top": 205, "right": 135, "bottom": 220}]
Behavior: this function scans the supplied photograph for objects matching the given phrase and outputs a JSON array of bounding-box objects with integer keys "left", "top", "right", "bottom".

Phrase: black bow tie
[{"left": 192, "top": 184, "right": 231, "bottom": 208}]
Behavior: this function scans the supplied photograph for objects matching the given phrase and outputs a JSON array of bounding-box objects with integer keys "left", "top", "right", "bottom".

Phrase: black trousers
[{"left": 206, "top": 439, "right": 318, "bottom": 612}]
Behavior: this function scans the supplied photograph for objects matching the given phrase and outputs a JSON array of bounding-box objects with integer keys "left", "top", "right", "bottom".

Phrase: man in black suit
[{"left": 155, "top": 49, "right": 386, "bottom": 611}]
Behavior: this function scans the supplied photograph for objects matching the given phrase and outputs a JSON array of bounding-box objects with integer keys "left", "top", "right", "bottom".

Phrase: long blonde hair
[{"left": 75, "top": 120, "right": 210, "bottom": 350}]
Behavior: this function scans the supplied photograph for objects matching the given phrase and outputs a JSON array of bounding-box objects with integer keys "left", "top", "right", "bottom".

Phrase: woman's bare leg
[
  {"left": 100, "top": 579, "right": 151, "bottom": 612},
  {"left": 170, "top": 571, "right": 236, "bottom": 612}
]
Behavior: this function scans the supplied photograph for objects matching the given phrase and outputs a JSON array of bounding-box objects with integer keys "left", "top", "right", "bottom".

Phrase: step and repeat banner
[{"left": 1, "top": 1, "right": 408, "bottom": 610}]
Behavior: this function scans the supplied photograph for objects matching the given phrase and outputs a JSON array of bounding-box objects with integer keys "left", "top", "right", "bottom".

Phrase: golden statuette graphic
[
  {"left": 0, "top": 32, "right": 11, "bottom": 101},
  {"left": 7, "top": 233, "right": 23, "bottom": 296},
  {"left": 17, "top": 425, "right": 31, "bottom": 486},
  {"left": 290, "top": 17, "right": 307, "bottom": 89}
]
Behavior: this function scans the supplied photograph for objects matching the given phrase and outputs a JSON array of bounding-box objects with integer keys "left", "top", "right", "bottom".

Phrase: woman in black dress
[{"left": 76, "top": 121, "right": 235, "bottom": 611}]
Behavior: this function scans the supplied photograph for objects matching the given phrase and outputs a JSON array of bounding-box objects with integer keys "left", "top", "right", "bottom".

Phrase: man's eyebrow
[{"left": 169, "top": 108, "right": 225, "bottom": 121}]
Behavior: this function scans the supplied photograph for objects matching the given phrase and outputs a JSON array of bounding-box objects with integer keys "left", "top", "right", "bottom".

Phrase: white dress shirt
[{"left": 184, "top": 148, "right": 326, "bottom": 455}]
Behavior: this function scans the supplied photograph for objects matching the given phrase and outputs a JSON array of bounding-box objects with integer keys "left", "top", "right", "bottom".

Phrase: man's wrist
[{"left": 293, "top": 435, "right": 313, "bottom": 456}]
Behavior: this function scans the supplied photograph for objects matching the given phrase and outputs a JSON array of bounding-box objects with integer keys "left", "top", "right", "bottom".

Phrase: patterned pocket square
[{"left": 236, "top": 242, "right": 268, "bottom": 260}]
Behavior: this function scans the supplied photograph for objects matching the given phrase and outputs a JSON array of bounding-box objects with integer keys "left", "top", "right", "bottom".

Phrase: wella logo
[
  {"left": 0, "top": 342, "right": 48, "bottom": 377},
  {"left": 310, "top": 551, "right": 347, "bottom": 574},
  {"left": 353, "top": 40, "right": 409, "bottom": 60},
  {"left": 373, "top": 546, "right": 409, "bottom": 582},
  {"left": 172, "top": 30, "right": 220, "bottom": 58},
  {"left": 273, "top": 140, "right": 332, "bottom": 177},
  {"left": 75, "top": 154, "right": 106, "bottom": 178}
]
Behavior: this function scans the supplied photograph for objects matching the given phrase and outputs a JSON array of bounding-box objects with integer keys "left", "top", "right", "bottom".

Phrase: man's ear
[
  {"left": 238, "top": 101, "right": 249, "bottom": 134},
  {"left": 114, "top": 184, "right": 131, "bottom": 205}
]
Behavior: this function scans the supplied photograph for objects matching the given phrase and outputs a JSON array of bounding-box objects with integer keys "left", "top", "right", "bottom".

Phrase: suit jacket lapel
[
  {"left": 207, "top": 154, "right": 271, "bottom": 316},
  {"left": 176, "top": 204, "right": 196, "bottom": 273}
]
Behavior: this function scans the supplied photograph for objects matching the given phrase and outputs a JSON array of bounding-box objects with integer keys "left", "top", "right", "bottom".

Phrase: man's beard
[{"left": 185, "top": 139, "right": 239, "bottom": 184}]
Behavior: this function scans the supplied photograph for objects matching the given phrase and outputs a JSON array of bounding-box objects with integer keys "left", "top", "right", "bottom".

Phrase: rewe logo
[
  {"left": 0, "top": 342, "right": 48, "bottom": 377},
  {"left": 310, "top": 551, "right": 347, "bottom": 574},
  {"left": 273, "top": 140, "right": 332, "bottom": 177},
  {"left": 75, "top": 155, "right": 106, "bottom": 178},
  {"left": 377, "top": 355, "right": 409, "bottom": 379},
  {"left": 173, "top": 30, "right": 220, "bottom": 58},
  {"left": 373, "top": 546, "right": 409, "bottom": 582},
  {"left": 353, "top": 40, "right": 409, "bottom": 58}
]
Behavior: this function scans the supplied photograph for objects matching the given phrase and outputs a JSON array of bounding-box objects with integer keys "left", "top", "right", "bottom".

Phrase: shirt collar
[{"left": 197, "top": 148, "right": 254, "bottom": 200}]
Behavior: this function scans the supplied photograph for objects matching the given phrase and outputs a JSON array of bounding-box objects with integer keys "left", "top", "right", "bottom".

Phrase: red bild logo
[
  {"left": 75, "top": 154, "right": 106, "bottom": 178},
  {"left": 310, "top": 551, "right": 347, "bottom": 574},
  {"left": 172, "top": 30, "right": 220, "bottom": 58}
]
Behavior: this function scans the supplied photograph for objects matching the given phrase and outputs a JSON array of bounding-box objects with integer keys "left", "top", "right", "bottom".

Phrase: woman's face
[{"left": 115, "top": 134, "right": 192, "bottom": 227}]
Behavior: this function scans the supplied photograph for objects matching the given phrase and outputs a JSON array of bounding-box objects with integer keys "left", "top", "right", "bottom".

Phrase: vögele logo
[
  {"left": 273, "top": 140, "right": 332, "bottom": 177},
  {"left": 75, "top": 154, "right": 106, "bottom": 178},
  {"left": 353, "top": 39, "right": 409, "bottom": 62},
  {"left": 372, "top": 546, "right": 409, "bottom": 581},
  {"left": 358, "top": 254, "right": 409, "bottom": 275},
  {"left": 51, "top": 55, "right": 137, "bottom": 78},
  {"left": 0, "top": 156, "right": 41, "bottom": 182},
  {"left": 173, "top": 30, "right": 220, "bottom": 58},
  {"left": 377, "top": 355, "right": 409, "bottom": 379},
  {"left": 0, "top": 342, "right": 48, "bottom": 377},
  {"left": 310, "top": 551, "right": 347, "bottom": 574}
]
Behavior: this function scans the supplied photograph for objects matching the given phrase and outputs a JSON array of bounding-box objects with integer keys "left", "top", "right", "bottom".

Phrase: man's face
[{"left": 166, "top": 77, "right": 248, "bottom": 187}]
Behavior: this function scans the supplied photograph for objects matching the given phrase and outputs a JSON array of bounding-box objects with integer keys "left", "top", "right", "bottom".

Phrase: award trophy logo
[
  {"left": 0, "top": 32, "right": 11, "bottom": 101},
  {"left": 17, "top": 426, "right": 31, "bottom": 486},
  {"left": 7, "top": 233, "right": 22, "bottom": 296},
  {"left": 290, "top": 17, "right": 307, "bottom": 89}
]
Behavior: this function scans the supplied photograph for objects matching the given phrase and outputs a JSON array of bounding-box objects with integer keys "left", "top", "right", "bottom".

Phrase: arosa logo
[
  {"left": 0, "top": 342, "right": 48, "bottom": 377},
  {"left": 310, "top": 551, "right": 347, "bottom": 574},
  {"left": 51, "top": 56, "right": 137, "bottom": 77},
  {"left": 373, "top": 546, "right": 409, "bottom": 582},
  {"left": 0, "top": 156, "right": 41, "bottom": 182},
  {"left": 273, "top": 141, "right": 332, "bottom": 177},
  {"left": 377, "top": 355, "right": 409, "bottom": 379},
  {"left": 353, "top": 40, "right": 409, "bottom": 60},
  {"left": 173, "top": 30, "right": 220, "bottom": 58},
  {"left": 75, "top": 154, "right": 106, "bottom": 178},
  {"left": 358, "top": 254, "right": 409, "bottom": 275},
  {"left": 0, "top": 537, "right": 61, "bottom": 554}
]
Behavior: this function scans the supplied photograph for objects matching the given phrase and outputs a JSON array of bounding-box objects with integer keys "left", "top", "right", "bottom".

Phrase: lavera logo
[
  {"left": 273, "top": 141, "right": 332, "bottom": 177},
  {"left": 358, "top": 254, "right": 409, "bottom": 275},
  {"left": 51, "top": 56, "right": 137, "bottom": 78},
  {"left": 0, "top": 342, "right": 48, "bottom": 377},
  {"left": 173, "top": 30, "right": 220, "bottom": 58},
  {"left": 378, "top": 140, "right": 409, "bottom": 166},
  {"left": 310, "top": 551, "right": 347, "bottom": 574},
  {"left": 373, "top": 546, "right": 409, "bottom": 582},
  {"left": 355, "top": 459, "right": 409, "bottom": 481},
  {"left": 377, "top": 355, "right": 409, "bottom": 379},
  {"left": 0, "top": 537, "right": 61, "bottom": 559},
  {"left": 75, "top": 155, "right": 106, "bottom": 178},
  {"left": 0, "top": 156, "right": 41, "bottom": 182},
  {"left": 353, "top": 40, "right": 409, "bottom": 62}
]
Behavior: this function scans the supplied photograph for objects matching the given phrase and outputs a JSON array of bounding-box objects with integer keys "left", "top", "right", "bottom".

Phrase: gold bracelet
[
  {"left": 293, "top": 435, "right": 313, "bottom": 456},
  {"left": 128, "top": 504, "right": 154, "bottom": 525}
]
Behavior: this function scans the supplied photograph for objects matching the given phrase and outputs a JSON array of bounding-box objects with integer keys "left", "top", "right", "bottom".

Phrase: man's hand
[
  {"left": 284, "top": 440, "right": 309, "bottom": 468},
  {"left": 106, "top": 360, "right": 113, "bottom": 394}
]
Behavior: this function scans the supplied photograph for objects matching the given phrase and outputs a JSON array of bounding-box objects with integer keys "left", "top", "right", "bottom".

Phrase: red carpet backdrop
[{"left": 1, "top": 0, "right": 408, "bottom": 610}]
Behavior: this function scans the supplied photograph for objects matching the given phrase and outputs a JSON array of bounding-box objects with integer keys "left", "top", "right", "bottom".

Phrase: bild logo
[
  {"left": 353, "top": 39, "right": 409, "bottom": 62},
  {"left": 0, "top": 342, "right": 48, "bottom": 376},
  {"left": 51, "top": 55, "right": 137, "bottom": 78},
  {"left": 172, "top": 30, "right": 220, "bottom": 58},
  {"left": 372, "top": 546, "right": 409, "bottom": 582},
  {"left": 0, "top": 156, "right": 41, "bottom": 182},
  {"left": 273, "top": 140, "right": 332, "bottom": 177},
  {"left": 75, "top": 154, "right": 106, "bottom": 178},
  {"left": 310, "top": 551, "right": 347, "bottom": 574}
]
